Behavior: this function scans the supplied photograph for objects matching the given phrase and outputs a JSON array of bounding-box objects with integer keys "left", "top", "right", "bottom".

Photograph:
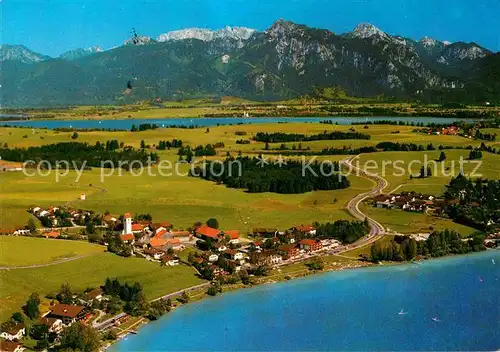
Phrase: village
[{"left": 1, "top": 206, "right": 354, "bottom": 352}]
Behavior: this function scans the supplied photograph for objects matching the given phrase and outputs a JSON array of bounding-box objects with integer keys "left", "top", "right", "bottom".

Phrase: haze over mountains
[{"left": 1, "top": 19, "right": 499, "bottom": 107}]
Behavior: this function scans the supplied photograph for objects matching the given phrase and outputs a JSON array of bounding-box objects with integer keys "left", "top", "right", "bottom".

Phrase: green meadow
[
  {"left": 1, "top": 122, "right": 498, "bottom": 235},
  {"left": 0, "top": 253, "right": 204, "bottom": 321},
  {"left": 0, "top": 236, "right": 105, "bottom": 267}
]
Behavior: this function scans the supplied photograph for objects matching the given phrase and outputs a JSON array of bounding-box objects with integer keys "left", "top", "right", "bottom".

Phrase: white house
[
  {"left": 13, "top": 229, "right": 30, "bottom": 235},
  {"left": 208, "top": 254, "right": 219, "bottom": 262},
  {"left": 32, "top": 207, "right": 41, "bottom": 214},
  {"left": 268, "top": 254, "right": 283, "bottom": 265},
  {"left": 39, "top": 210, "right": 49, "bottom": 217},
  {"left": 41, "top": 317, "right": 63, "bottom": 333},
  {"left": 0, "top": 324, "right": 25, "bottom": 341}
]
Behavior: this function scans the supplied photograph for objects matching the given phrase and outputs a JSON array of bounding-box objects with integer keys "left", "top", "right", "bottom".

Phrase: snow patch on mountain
[{"left": 157, "top": 26, "right": 256, "bottom": 42}]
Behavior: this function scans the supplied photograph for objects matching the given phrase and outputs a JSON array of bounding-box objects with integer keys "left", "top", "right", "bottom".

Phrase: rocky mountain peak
[
  {"left": 419, "top": 36, "right": 440, "bottom": 48},
  {"left": 0, "top": 44, "right": 50, "bottom": 64},
  {"left": 352, "top": 23, "right": 388, "bottom": 39},
  {"left": 157, "top": 26, "right": 255, "bottom": 42}
]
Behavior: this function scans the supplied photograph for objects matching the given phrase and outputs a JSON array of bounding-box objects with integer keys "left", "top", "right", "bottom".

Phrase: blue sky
[{"left": 2, "top": 0, "right": 500, "bottom": 56}]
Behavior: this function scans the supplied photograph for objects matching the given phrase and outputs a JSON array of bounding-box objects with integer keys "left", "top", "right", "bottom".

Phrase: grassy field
[
  {"left": 1, "top": 122, "right": 498, "bottom": 234},
  {"left": 0, "top": 253, "right": 204, "bottom": 321},
  {"left": 0, "top": 236, "right": 105, "bottom": 267}
]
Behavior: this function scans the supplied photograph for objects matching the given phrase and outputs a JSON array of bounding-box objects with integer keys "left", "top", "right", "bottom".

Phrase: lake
[
  {"left": 112, "top": 250, "right": 500, "bottom": 351},
  {"left": 1, "top": 116, "right": 474, "bottom": 130}
]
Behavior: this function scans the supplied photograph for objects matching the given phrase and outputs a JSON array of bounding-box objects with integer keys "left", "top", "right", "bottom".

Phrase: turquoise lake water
[
  {"left": 2, "top": 116, "right": 474, "bottom": 130},
  {"left": 113, "top": 250, "right": 499, "bottom": 351}
]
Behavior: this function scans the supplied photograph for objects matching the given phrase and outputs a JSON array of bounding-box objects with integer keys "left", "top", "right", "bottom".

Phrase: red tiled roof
[
  {"left": 299, "top": 239, "right": 318, "bottom": 246},
  {"left": 225, "top": 249, "right": 237, "bottom": 255},
  {"left": 170, "top": 231, "right": 190, "bottom": 237},
  {"left": 46, "top": 231, "right": 60, "bottom": 238},
  {"left": 155, "top": 229, "right": 168, "bottom": 237},
  {"left": 120, "top": 233, "right": 135, "bottom": 241},
  {"left": 124, "top": 212, "right": 132, "bottom": 219},
  {"left": 196, "top": 225, "right": 221, "bottom": 239},
  {"left": 131, "top": 224, "right": 144, "bottom": 231},
  {"left": 49, "top": 304, "right": 85, "bottom": 318},
  {"left": 279, "top": 244, "right": 297, "bottom": 251},
  {"left": 224, "top": 230, "right": 240, "bottom": 239},
  {"left": 150, "top": 237, "right": 168, "bottom": 247}
]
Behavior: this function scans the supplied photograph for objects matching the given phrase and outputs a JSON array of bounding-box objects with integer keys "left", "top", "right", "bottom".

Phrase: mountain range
[{"left": 1, "top": 20, "right": 499, "bottom": 107}]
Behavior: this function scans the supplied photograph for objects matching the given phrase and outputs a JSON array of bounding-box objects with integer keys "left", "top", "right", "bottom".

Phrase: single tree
[{"left": 206, "top": 218, "right": 219, "bottom": 229}]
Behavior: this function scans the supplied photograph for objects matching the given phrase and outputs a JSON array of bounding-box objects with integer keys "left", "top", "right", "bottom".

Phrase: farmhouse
[
  {"left": 45, "top": 304, "right": 86, "bottom": 325},
  {"left": 292, "top": 225, "right": 317, "bottom": 236},
  {"left": 0, "top": 324, "right": 25, "bottom": 341},
  {"left": 195, "top": 225, "right": 221, "bottom": 241},
  {"left": 84, "top": 288, "right": 103, "bottom": 303},
  {"left": 299, "top": 239, "right": 322, "bottom": 252},
  {"left": 224, "top": 230, "right": 240, "bottom": 244}
]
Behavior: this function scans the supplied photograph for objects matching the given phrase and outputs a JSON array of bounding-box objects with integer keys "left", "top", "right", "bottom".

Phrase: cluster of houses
[
  {"left": 372, "top": 193, "right": 446, "bottom": 213},
  {"left": 30, "top": 206, "right": 94, "bottom": 228},
  {"left": 108, "top": 213, "right": 344, "bottom": 276},
  {"left": 0, "top": 289, "right": 103, "bottom": 352},
  {"left": 186, "top": 224, "right": 342, "bottom": 276},
  {"left": 423, "top": 126, "right": 460, "bottom": 136}
]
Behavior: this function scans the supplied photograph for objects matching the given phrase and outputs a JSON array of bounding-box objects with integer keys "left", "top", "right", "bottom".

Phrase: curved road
[{"left": 339, "top": 155, "right": 388, "bottom": 249}]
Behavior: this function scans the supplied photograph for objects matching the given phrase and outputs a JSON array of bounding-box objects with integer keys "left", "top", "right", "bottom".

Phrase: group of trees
[
  {"left": 370, "top": 230, "right": 485, "bottom": 262},
  {"left": 130, "top": 123, "right": 159, "bottom": 132},
  {"left": 156, "top": 139, "right": 183, "bottom": 150},
  {"left": 443, "top": 175, "right": 500, "bottom": 230},
  {"left": 106, "top": 233, "right": 133, "bottom": 257},
  {"left": 314, "top": 219, "right": 370, "bottom": 244},
  {"left": 103, "top": 278, "right": 149, "bottom": 316},
  {"left": 254, "top": 130, "right": 370, "bottom": 143},
  {"left": 177, "top": 144, "right": 218, "bottom": 162},
  {"left": 193, "top": 157, "right": 350, "bottom": 194},
  {"left": 468, "top": 150, "right": 483, "bottom": 160},
  {"left": 0, "top": 141, "right": 158, "bottom": 169}
]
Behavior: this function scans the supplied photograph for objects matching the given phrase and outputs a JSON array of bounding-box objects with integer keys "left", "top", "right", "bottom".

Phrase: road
[
  {"left": 338, "top": 155, "right": 388, "bottom": 250},
  {"left": 94, "top": 282, "right": 211, "bottom": 331}
]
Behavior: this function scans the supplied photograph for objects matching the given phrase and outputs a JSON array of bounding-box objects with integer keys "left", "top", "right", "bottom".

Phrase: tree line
[
  {"left": 370, "top": 230, "right": 485, "bottom": 262},
  {"left": 254, "top": 130, "right": 371, "bottom": 143},
  {"left": 0, "top": 141, "right": 158, "bottom": 169}
]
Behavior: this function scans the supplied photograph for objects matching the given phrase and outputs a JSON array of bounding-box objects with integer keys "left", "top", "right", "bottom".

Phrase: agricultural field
[
  {"left": 0, "top": 236, "right": 105, "bottom": 267},
  {"left": 1, "top": 122, "right": 498, "bottom": 234},
  {"left": 0, "top": 253, "right": 204, "bottom": 321}
]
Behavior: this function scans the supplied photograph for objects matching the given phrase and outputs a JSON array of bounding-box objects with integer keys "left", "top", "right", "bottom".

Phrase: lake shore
[
  {"left": 107, "top": 249, "right": 499, "bottom": 351},
  {"left": 103, "top": 249, "right": 498, "bottom": 351}
]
